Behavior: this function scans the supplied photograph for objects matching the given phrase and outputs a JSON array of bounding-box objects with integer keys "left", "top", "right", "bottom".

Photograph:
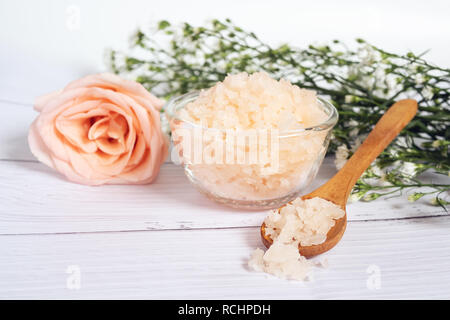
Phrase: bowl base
[
  {"left": 199, "top": 189, "right": 300, "bottom": 210},
  {"left": 185, "top": 172, "right": 301, "bottom": 210}
]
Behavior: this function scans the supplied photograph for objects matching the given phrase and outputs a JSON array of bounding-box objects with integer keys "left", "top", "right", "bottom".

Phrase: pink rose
[{"left": 28, "top": 73, "right": 168, "bottom": 185}]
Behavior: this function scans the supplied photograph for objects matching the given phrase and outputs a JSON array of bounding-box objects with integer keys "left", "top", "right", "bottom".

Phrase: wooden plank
[
  {"left": 0, "top": 159, "right": 447, "bottom": 234},
  {"left": 1, "top": 216, "right": 449, "bottom": 299},
  {"left": 0, "top": 100, "right": 447, "bottom": 234}
]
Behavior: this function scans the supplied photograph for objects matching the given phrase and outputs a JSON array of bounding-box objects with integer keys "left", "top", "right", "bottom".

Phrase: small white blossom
[
  {"left": 348, "top": 119, "right": 358, "bottom": 127},
  {"left": 374, "top": 66, "right": 386, "bottom": 82},
  {"left": 399, "top": 162, "right": 418, "bottom": 177},
  {"left": 349, "top": 192, "right": 363, "bottom": 203},
  {"left": 371, "top": 165, "right": 384, "bottom": 177},
  {"left": 407, "top": 63, "right": 419, "bottom": 73},
  {"left": 396, "top": 136, "right": 409, "bottom": 148},
  {"left": 349, "top": 128, "right": 359, "bottom": 138},
  {"left": 345, "top": 95, "right": 354, "bottom": 104},
  {"left": 389, "top": 148, "right": 400, "bottom": 157},
  {"left": 432, "top": 140, "right": 441, "bottom": 148},
  {"left": 378, "top": 174, "right": 391, "bottom": 186},
  {"left": 348, "top": 120, "right": 359, "bottom": 138},
  {"left": 421, "top": 86, "right": 434, "bottom": 100},
  {"left": 358, "top": 45, "right": 381, "bottom": 66},
  {"left": 385, "top": 76, "right": 401, "bottom": 93},
  {"left": 360, "top": 75, "right": 375, "bottom": 89},
  {"left": 334, "top": 144, "right": 349, "bottom": 170},
  {"left": 414, "top": 74, "right": 425, "bottom": 85},
  {"left": 347, "top": 65, "right": 359, "bottom": 79},
  {"left": 350, "top": 136, "right": 364, "bottom": 152}
]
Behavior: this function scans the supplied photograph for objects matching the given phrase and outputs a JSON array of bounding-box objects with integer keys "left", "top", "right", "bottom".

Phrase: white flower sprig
[{"left": 109, "top": 19, "right": 450, "bottom": 208}]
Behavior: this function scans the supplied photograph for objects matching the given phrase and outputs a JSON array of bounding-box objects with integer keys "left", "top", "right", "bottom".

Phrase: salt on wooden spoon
[{"left": 261, "top": 99, "right": 418, "bottom": 257}]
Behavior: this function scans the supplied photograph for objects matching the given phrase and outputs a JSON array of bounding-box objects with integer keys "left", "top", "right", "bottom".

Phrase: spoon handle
[{"left": 309, "top": 99, "right": 418, "bottom": 206}]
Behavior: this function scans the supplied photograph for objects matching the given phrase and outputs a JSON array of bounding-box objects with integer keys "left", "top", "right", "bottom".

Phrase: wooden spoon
[{"left": 261, "top": 99, "right": 418, "bottom": 257}]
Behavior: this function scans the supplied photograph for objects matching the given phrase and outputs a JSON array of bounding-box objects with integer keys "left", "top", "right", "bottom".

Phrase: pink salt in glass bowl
[{"left": 165, "top": 91, "right": 338, "bottom": 210}]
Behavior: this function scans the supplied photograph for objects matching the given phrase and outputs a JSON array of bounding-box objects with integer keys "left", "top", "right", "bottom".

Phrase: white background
[
  {"left": 1, "top": 0, "right": 449, "bottom": 104},
  {"left": 0, "top": 0, "right": 449, "bottom": 299}
]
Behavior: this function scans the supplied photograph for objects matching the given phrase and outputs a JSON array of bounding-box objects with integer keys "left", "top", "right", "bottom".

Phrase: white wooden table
[
  {"left": 1, "top": 98, "right": 449, "bottom": 299},
  {"left": 1, "top": 0, "right": 450, "bottom": 300}
]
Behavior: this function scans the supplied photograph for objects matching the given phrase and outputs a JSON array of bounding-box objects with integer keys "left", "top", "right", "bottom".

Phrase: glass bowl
[{"left": 165, "top": 91, "right": 338, "bottom": 210}]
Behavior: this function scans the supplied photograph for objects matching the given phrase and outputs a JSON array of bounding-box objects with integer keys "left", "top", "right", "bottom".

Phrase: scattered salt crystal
[{"left": 314, "top": 258, "right": 329, "bottom": 269}]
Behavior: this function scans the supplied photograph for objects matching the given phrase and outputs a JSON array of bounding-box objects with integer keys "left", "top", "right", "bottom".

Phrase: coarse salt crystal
[
  {"left": 248, "top": 197, "right": 345, "bottom": 281},
  {"left": 171, "top": 72, "right": 332, "bottom": 202}
]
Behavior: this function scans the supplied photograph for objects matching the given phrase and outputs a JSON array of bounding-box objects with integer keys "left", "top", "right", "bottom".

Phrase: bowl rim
[{"left": 164, "top": 90, "right": 339, "bottom": 137}]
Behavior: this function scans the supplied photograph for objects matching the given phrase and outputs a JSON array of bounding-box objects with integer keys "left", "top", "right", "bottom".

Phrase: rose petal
[
  {"left": 60, "top": 100, "right": 106, "bottom": 119},
  {"left": 84, "top": 134, "right": 136, "bottom": 176},
  {"left": 120, "top": 130, "right": 168, "bottom": 183},
  {"left": 63, "top": 144, "right": 111, "bottom": 183},
  {"left": 88, "top": 117, "right": 109, "bottom": 140},
  {"left": 95, "top": 137, "right": 125, "bottom": 155},
  {"left": 64, "top": 73, "right": 164, "bottom": 110},
  {"left": 28, "top": 120, "right": 55, "bottom": 168},
  {"left": 126, "top": 133, "right": 146, "bottom": 168},
  {"left": 52, "top": 154, "right": 109, "bottom": 185},
  {"left": 55, "top": 117, "right": 98, "bottom": 153},
  {"left": 107, "top": 114, "right": 128, "bottom": 140},
  {"left": 34, "top": 90, "right": 63, "bottom": 112},
  {"left": 91, "top": 151, "right": 120, "bottom": 166}
]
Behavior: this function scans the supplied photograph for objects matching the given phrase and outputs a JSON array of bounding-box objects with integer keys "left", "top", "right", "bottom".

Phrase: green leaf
[{"left": 158, "top": 20, "right": 170, "bottom": 30}]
